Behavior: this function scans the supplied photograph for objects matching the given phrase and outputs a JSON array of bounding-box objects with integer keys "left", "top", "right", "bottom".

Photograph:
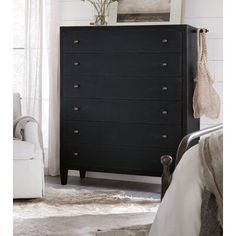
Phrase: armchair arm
[{"left": 14, "top": 116, "right": 44, "bottom": 159}]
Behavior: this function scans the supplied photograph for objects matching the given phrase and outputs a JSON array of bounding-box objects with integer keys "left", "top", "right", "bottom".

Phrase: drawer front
[
  {"left": 62, "top": 76, "right": 182, "bottom": 100},
  {"left": 63, "top": 53, "right": 182, "bottom": 77},
  {"left": 62, "top": 29, "right": 182, "bottom": 53},
  {"left": 62, "top": 99, "right": 181, "bottom": 124},
  {"left": 63, "top": 121, "right": 181, "bottom": 148},
  {"left": 62, "top": 143, "right": 177, "bottom": 175}
]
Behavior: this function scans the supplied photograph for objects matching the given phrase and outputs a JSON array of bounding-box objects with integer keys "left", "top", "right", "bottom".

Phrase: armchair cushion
[{"left": 13, "top": 140, "right": 35, "bottom": 160}]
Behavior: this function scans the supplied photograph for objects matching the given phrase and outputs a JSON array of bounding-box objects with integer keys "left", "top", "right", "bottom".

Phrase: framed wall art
[{"left": 108, "top": 0, "right": 182, "bottom": 25}]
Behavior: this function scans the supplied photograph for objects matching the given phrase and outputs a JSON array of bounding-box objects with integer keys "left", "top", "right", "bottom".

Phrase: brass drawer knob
[
  {"left": 73, "top": 106, "right": 80, "bottom": 111},
  {"left": 161, "top": 134, "right": 168, "bottom": 139},
  {"left": 162, "top": 86, "right": 168, "bottom": 91},
  {"left": 73, "top": 152, "right": 79, "bottom": 156},
  {"left": 73, "top": 129, "right": 80, "bottom": 134},
  {"left": 73, "top": 84, "right": 80, "bottom": 89},
  {"left": 73, "top": 39, "right": 80, "bottom": 44},
  {"left": 161, "top": 62, "right": 168, "bottom": 67},
  {"left": 162, "top": 110, "right": 168, "bottom": 115},
  {"left": 162, "top": 39, "right": 168, "bottom": 43},
  {"left": 74, "top": 62, "right": 80, "bottom": 66}
]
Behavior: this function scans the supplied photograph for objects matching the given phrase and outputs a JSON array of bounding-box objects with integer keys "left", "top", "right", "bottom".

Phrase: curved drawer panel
[
  {"left": 62, "top": 76, "right": 182, "bottom": 100},
  {"left": 62, "top": 143, "right": 177, "bottom": 176},
  {"left": 62, "top": 121, "right": 181, "bottom": 148},
  {"left": 63, "top": 53, "right": 182, "bottom": 77},
  {"left": 62, "top": 99, "right": 182, "bottom": 124},
  {"left": 62, "top": 28, "right": 182, "bottom": 53}
]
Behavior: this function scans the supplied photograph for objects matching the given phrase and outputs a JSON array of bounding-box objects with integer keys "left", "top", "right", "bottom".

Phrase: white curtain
[
  {"left": 45, "top": 0, "right": 60, "bottom": 176},
  {"left": 23, "top": 0, "right": 43, "bottom": 125}
]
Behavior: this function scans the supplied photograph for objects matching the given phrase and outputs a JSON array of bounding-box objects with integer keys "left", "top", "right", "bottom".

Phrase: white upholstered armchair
[{"left": 13, "top": 93, "right": 44, "bottom": 198}]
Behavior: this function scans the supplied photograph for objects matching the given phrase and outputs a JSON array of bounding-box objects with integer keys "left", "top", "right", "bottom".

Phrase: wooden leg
[
  {"left": 160, "top": 155, "right": 173, "bottom": 199},
  {"left": 79, "top": 170, "right": 86, "bottom": 179},
  {"left": 60, "top": 168, "right": 68, "bottom": 185}
]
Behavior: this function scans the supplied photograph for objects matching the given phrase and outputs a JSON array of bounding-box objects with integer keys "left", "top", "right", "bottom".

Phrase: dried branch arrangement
[{"left": 82, "top": 0, "right": 118, "bottom": 25}]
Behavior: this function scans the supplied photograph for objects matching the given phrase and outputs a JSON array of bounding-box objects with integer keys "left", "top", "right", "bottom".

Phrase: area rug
[{"left": 14, "top": 186, "right": 159, "bottom": 235}]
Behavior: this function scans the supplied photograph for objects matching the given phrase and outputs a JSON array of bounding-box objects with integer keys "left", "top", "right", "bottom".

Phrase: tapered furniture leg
[
  {"left": 80, "top": 170, "right": 86, "bottom": 179},
  {"left": 60, "top": 168, "right": 68, "bottom": 185}
]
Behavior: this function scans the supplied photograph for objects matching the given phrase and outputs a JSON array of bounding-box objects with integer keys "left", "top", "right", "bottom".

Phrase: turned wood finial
[{"left": 161, "top": 155, "right": 173, "bottom": 167}]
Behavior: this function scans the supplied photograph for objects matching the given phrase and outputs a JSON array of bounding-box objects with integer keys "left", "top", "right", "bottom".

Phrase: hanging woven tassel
[{"left": 192, "top": 28, "right": 221, "bottom": 119}]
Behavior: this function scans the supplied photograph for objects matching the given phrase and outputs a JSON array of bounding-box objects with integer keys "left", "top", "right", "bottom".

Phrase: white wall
[
  {"left": 182, "top": 0, "right": 223, "bottom": 128},
  {"left": 60, "top": 0, "right": 223, "bottom": 183},
  {"left": 60, "top": 0, "right": 94, "bottom": 25}
]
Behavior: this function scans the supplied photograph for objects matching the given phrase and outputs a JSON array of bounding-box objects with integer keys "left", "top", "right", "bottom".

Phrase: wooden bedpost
[{"left": 161, "top": 155, "right": 173, "bottom": 199}]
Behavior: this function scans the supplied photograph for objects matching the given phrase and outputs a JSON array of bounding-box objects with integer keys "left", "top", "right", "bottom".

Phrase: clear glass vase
[{"left": 95, "top": 14, "right": 108, "bottom": 26}]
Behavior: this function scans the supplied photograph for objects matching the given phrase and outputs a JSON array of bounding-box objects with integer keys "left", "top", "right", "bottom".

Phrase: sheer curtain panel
[
  {"left": 45, "top": 0, "right": 60, "bottom": 176},
  {"left": 23, "top": 0, "right": 43, "bottom": 125}
]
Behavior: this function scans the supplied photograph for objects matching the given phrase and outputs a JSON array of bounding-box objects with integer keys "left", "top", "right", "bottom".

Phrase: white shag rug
[{"left": 14, "top": 186, "right": 159, "bottom": 235}]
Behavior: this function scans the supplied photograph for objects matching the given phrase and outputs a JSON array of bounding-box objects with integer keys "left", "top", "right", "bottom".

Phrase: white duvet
[{"left": 149, "top": 144, "right": 204, "bottom": 236}]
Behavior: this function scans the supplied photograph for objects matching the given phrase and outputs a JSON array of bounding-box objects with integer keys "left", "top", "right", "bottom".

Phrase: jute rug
[{"left": 14, "top": 186, "right": 159, "bottom": 235}]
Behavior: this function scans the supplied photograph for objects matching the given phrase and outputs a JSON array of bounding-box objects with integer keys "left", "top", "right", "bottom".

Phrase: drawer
[
  {"left": 62, "top": 143, "right": 177, "bottom": 176},
  {"left": 62, "top": 53, "right": 182, "bottom": 77},
  {"left": 61, "top": 28, "right": 182, "bottom": 53},
  {"left": 62, "top": 99, "right": 181, "bottom": 124},
  {"left": 62, "top": 121, "right": 182, "bottom": 148},
  {"left": 62, "top": 76, "right": 182, "bottom": 100}
]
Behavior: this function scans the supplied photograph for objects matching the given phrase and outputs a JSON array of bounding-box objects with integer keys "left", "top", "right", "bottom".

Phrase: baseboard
[
  {"left": 44, "top": 167, "right": 161, "bottom": 184},
  {"left": 68, "top": 170, "right": 161, "bottom": 184}
]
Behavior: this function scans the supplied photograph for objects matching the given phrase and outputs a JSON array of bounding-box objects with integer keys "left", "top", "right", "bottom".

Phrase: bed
[
  {"left": 96, "top": 124, "right": 223, "bottom": 236},
  {"left": 149, "top": 123, "right": 223, "bottom": 236}
]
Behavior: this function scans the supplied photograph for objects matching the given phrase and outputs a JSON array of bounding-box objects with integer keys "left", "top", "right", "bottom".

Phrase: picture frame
[{"left": 108, "top": 0, "right": 182, "bottom": 25}]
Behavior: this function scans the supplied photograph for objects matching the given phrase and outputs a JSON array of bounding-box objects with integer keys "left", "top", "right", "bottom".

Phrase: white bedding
[{"left": 149, "top": 144, "right": 204, "bottom": 236}]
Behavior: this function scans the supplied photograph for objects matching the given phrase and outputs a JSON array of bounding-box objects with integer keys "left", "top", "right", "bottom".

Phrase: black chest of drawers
[{"left": 60, "top": 25, "right": 199, "bottom": 184}]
